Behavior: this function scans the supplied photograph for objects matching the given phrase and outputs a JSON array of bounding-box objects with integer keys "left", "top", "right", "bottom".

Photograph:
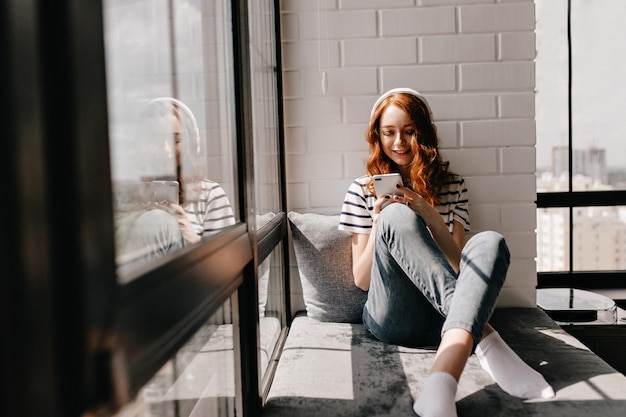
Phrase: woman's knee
[
  {"left": 378, "top": 202, "right": 425, "bottom": 231},
  {"left": 467, "top": 231, "right": 509, "bottom": 260},
  {"left": 462, "top": 231, "right": 510, "bottom": 286},
  {"left": 134, "top": 209, "right": 179, "bottom": 232},
  {"left": 129, "top": 209, "right": 182, "bottom": 246},
  {"left": 378, "top": 201, "right": 406, "bottom": 219}
]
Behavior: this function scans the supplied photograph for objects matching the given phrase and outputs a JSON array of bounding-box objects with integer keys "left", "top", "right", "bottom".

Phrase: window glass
[
  {"left": 570, "top": 0, "right": 626, "bottom": 191},
  {"left": 535, "top": 0, "right": 569, "bottom": 190},
  {"left": 113, "top": 297, "right": 238, "bottom": 417},
  {"left": 103, "top": 0, "right": 238, "bottom": 281},
  {"left": 573, "top": 206, "right": 626, "bottom": 271},
  {"left": 248, "top": 0, "right": 286, "bottom": 385},
  {"left": 537, "top": 205, "right": 626, "bottom": 273},
  {"left": 536, "top": 208, "right": 570, "bottom": 272},
  {"left": 536, "top": 0, "right": 626, "bottom": 191},
  {"left": 250, "top": 0, "right": 282, "bottom": 224},
  {"left": 258, "top": 245, "right": 285, "bottom": 378},
  {"left": 535, "top": 0, "right": 626, "bottom": 278}
]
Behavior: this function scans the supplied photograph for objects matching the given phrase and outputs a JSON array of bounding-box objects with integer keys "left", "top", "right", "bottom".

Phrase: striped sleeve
[
  {"left": 186, "top": 180, "right": 236, "bottom": 237},
  {"left": 338, "top": 176, "right": 375, "bottom": 234},
  {"left": 436, "top": 174, "right": 470, "bottom": 233}
]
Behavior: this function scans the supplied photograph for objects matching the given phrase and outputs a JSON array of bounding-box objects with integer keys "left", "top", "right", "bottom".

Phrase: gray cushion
[
  {"left": 264, "top": 308, "right": 626, "bottom": 417},
  {"left": 288, "top": 212, "right": 367, "bottom": 323}
]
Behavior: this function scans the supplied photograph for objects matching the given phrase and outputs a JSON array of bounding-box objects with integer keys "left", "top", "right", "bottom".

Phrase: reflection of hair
[
  {"left": 143, "top": 97, "right": 206, "bottom": 205},
  {"left": 366, "top": 91, "right": 450, "bottom": 206},
  {"left": 148, "top": 97, "right": 201, "bottom": 155}
]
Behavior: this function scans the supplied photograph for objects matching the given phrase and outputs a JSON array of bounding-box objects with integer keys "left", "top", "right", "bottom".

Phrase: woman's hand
[
  {"left": 372, "top": 195, "right": 393, "bottom": 223},
  {"left": 142, "top": 201, "right": 201, "bottom": 245},
  {"left": 168, "top": 203, "right": 201, "bottom": 245},
  {"left": 391, "top": 184, "right": 440, "bottom": 226}
]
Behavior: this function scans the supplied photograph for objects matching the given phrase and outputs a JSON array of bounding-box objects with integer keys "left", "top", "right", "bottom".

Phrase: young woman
[
  {"left": 116, "top": 98, "right": 236, "bottom": 275},
  {"left": 338, "top": 88, "right": 554, "bottom": 416}
]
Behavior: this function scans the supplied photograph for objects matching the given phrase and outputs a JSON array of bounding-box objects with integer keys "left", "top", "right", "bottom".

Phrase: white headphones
[{"left": 370, "top": 87, "right": 434, "bottom": 124}]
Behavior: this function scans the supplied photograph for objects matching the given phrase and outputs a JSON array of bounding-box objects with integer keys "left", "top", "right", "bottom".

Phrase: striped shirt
[
  {"left": 338, "top": 174, "right": 470, "bottom": 235},
  {"left": 185, "top": 179, "right": 236, "bottom": 236}
]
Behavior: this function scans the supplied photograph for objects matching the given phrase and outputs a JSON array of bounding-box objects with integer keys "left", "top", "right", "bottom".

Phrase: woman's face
[{"left": 379, "top": 104, "right": 416, "bottom": 169}]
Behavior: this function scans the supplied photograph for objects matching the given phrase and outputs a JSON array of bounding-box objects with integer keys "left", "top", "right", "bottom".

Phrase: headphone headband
[{"left": 370, "top": 88, "right": 433, "bottom": 123}]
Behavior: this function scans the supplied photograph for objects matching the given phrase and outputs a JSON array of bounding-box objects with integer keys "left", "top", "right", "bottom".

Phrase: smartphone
[
  {"left": 372, "top": 173, "right": 403, "bottom": 198},
  {"left": 140, "top": 180, "right": 180, "bottom": 204}
]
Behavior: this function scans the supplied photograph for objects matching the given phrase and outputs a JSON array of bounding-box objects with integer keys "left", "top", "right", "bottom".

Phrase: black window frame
[
  {"left": 0, "top": 0, "right": 288, "bottom": 416},
  {"left": 536, "top": 0, "right": 626, "bottom": 291}
]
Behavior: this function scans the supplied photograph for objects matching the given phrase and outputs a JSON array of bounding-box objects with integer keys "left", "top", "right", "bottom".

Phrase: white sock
[
  {"left": 413, "top": 372, "right": 458, "bottom": 417},
  {"left": 475, "top": 331, "right": 555, "bottom": 399}
]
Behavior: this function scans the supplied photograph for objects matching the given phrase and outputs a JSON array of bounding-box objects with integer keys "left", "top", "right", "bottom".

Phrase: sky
[{"left": 535, "top": 0, "right": 626, "bottom": 170}]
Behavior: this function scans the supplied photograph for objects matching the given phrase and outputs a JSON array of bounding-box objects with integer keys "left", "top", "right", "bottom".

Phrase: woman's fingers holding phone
[
  {"left": 373, "top": 194, "right": 393, "bottom": 214},
  {"left": 395, "top": 183, "right": 421, "bottom": 200},
  {"left": 394, "top": 183, "right": 413, "bottom": 196}
]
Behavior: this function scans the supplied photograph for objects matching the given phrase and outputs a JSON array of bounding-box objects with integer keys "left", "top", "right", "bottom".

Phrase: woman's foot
[
  {"left": 413, "top": 372, "right": 458, "bottom": 417},
  {"left": 475, "top": 331, "right": 555, "bottom": 399}
]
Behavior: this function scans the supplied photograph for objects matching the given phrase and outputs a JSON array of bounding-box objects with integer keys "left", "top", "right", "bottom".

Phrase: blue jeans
[
  {"left": 362, "top": 203, "right": 510, "bottom": 348},
  {"left": 123, "top": 209, "right": 185, "bottom": 267}
]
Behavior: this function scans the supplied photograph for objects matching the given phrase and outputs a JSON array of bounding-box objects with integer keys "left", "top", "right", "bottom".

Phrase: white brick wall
[{"left": 280, "top": 0, "right": 538, "bottom": 308}]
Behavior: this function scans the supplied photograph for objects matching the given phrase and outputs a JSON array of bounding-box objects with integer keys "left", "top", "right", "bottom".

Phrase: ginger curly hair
[{"left": 365, "top": 92, "right": 451, "bottom": 207}]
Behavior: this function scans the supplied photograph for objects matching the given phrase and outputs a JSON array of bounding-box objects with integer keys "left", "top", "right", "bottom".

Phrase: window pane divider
[{"left": 536, "top": 190, "right": 626, "bottom": 208}]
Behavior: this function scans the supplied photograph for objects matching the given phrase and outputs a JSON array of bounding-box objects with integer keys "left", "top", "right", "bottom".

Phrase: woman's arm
[
  {"left": 351, "top": 195, "right": 390, "bottom": 291},
  {"left": 352, "top": 228, "right": 376, "bottom": 291},
  {"left": 427, "top": 217, "right": 464, "bottom": 273},
  {"left": 451, "top": 220, "right": 466, "bottom": 251}
]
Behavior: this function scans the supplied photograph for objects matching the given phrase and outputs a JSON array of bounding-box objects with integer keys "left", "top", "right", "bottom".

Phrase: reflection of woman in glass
[
  {"left": 119, "top": 98, "right": 235, "bottom": 273},
  {"left": 339, "top": 89, "right": 553, "bottom": 416}
]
